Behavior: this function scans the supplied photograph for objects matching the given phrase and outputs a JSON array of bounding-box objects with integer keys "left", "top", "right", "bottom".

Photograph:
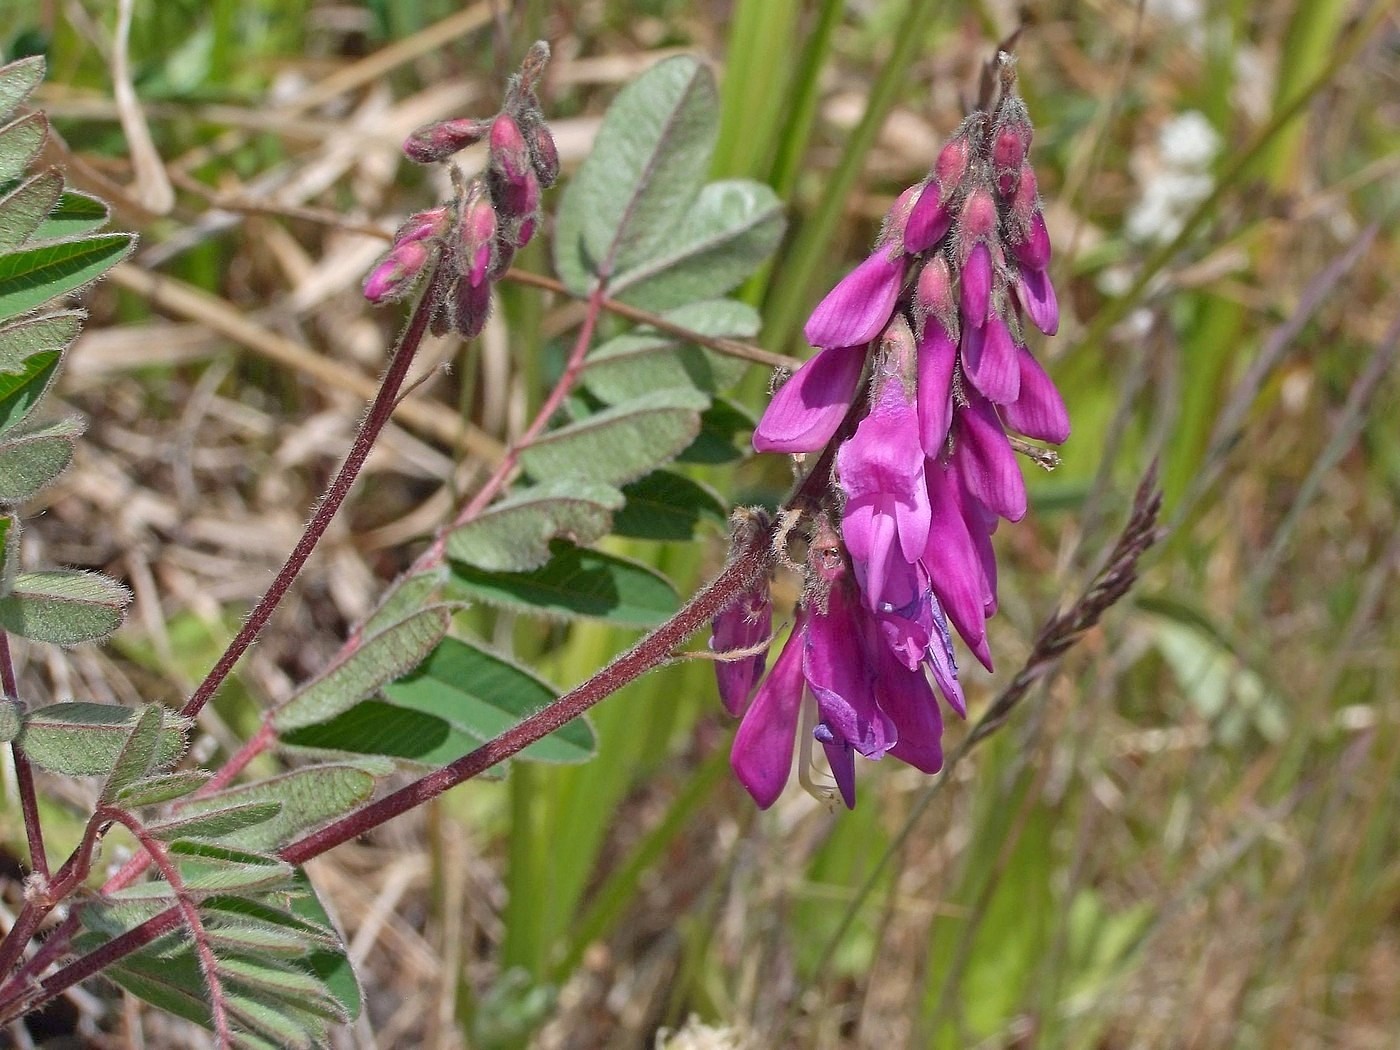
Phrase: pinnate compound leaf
[
  {"left": 445, "top": 479, "right": 625, "bottom": 573},
  {"left": 0, "top": 57, "right": 44, "bottom": 123},
  {"left": 0, "top": 112, "right": 47, "bottom": 185},
  {"left": 583, "top": 298, "right": 759, "bottom": 404},
  {"left": 115, "top": 769, "right": 214, "bottom": 808},
  {"left": 381, "top": 636, "right": 594, "bottom": 764},
  {"left": 144, "top": 800, "right": 284, "bottom": 842},
  {"left": 447, "top": 540, "right": 678, "bottom": 626},
  {"left": 613, "top": 470, "right": 727, "bottom": 541},
  {"left": 0, "top": 310, "right": 81, "bottom": 372},
  {"left": 175, "top": 765, "right": 374, "bottom": 851},
  {"left": 32, "top": 189, "right": 111, "bottom": 241},
  {"left": 99, "top": 703, "right": 164, "bottom": 803},
  {"left": 273, "top": 606, "right": 451, "bottom": 732},
  {"left": 520, "top": 388, "right": 707, "bottom": 488},
  {"left": 0, "top": 414, "right": 82, "bottom": 503},
  {"left": 17, "top": 702, "right": 188, "bottom": 777},
  {"left": 0, "top": 233, "right": 136, "bottom": 322},
  {"left": 0, "top": 568, "right": 131, "bottom": 644},
  {"left": 609, "top": 180, "right": 785, "bottom": 310},
  {"left": 0, "top": 169, "right": 64, "bottom": 251},
  {"left": 555, "top": 55, "right": 719, "bottom": 291}
]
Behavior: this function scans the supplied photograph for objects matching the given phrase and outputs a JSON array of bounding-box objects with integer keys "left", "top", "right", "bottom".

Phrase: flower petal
[
  {"left": 876, "top": 647, "right": 944, "bottom": 774},
  {"left": 1016, "top": 266, "right": 1059, "bottom": 336},
  {"left": 731, "top": 622, "right": 806, "bottom": 808},
  {"left": 753, "top": 345, "right": 866, "bottom": 454},
  {"left": 963, "top": 315, "right": 1021, "bottom": 404},
  {"left": 804, "top": 251, "right": 905, "bottom": 349},
  {"left": 953, "top": 394, "right": 1027, "bottom": 522},
  {"left": 904, "top": 180, "right": 951, "bottom": 253},
  {"left": 924, "top": 461, "right": 993, "bottom": 669},
  {"left": 711, "top": 586, "right": 773, "bottom": 717},
  {"left": 820, "top": 737, "right": 857, "bottom": 809},
  {"left": 1002, "top": 345, "right": 1070, "bottom": 444},
  {"left": 804, "top": 584, "right": 895, "bottom": 758},
  {"left": 917, "top": 321, "right": 958, "bottom": 455},
  {"left": 960, "top": 242, "right": 992, "bottom": 328}
]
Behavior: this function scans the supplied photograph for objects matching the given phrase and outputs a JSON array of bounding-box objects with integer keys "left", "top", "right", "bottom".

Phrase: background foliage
[{"left": 1, "top": 1, "right": 1397, "bottom": 1047}]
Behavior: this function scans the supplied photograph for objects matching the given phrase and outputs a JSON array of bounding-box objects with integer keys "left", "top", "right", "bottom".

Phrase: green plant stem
[
  {"left": 179, "top": 262, "right": 452, "bottom": 720},
  {"left": 0, "top": 631, "right": 47, "bottom": 880}
]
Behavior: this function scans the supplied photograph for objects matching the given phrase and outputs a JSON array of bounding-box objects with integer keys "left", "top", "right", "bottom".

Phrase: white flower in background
[{"left": 1125, "top": 110, "right": 1221, "bottom": 244}]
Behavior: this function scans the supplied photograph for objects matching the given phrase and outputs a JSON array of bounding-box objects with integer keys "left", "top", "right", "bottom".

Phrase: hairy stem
[
  {"left": 0, "top": 633, "right": 47, "bottom": 881},
  {"left": 180, "top": 263, "right": 451, "bottom": 720}
]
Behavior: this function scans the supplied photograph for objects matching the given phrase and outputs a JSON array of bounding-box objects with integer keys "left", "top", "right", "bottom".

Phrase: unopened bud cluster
[
  {"left": 363, "top": 41, "right": 559, "bottom": 338},
  {"left": 715, "top": 57, "right": 1068, "bottom": 809}
]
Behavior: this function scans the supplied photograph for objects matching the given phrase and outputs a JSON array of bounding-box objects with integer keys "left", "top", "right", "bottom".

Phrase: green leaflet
[
  {"left": 114, "top": 769, "right": 214, "bottom": 808},
  {"left": 583, "top": 298, "right": 759, "bottom": 405},
  {"left": 281, "top": 699, "right": 486, "bottom": 768},
  {"left": 381, "top": 636, "right": 595, "bottom": 764},
  {"left": 174, "top": 765, "right": 375, "bottom": 851},
  {"left": 445, "top": 479, "right": 625, "bottom": 573},
  {"left": 0, "top": 232, "right": 136, "bottom": 323},
  {"left": 519, "top": 388, "right": 708, "bottom": 488},
  {"left": 0, "top": 112, "right": 47, "bottom": 186},
  {"left": 110, "top": 841, "right": 294, "bottom": 899},
  {"left": 0, "top": 169, "right": 64, "bottom": 252},
  {"left": 0, "top": 414, "right": 82, "bottom": 503},
  {"left": 446, "top": 540, "right": 679, "bottom": 626},
  {"left": 0, "top": 568, "right": 131, "bottom": 645},
  {"left": 608, "top": 180, "right": 785, "bottom": 311},
  {"left": 612, "top": 470, "right": 727, "bottom": 541},
  {"left": 0, "top": 57, "right": 44, "bottom": 123},
  {"left": 143, "top": 801, "right": 285, "bottom": 842},
  {"left": 0, "top": 311, "right": 82, "bottom": 372},
  {"left": 17, "top": 702, "right": 188, "bottom": 777},
  {"left": 555, "top": 56, "right": 719, "bottom": 290},
  {"left": 272, "top": 606, "right": 452, "bottom": 732},
  {"left": 99, "top": 703, "right": 166, "bottom": 803},
  {"left": 31, "top": 189, "right": 111, "bottom": 241}
]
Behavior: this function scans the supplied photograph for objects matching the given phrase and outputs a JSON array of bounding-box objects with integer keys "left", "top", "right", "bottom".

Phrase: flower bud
[
  {"left": 451, "top": 271, "right": 492, "bottom": 337},
  {"left": 403, "top": 118, "right": 491, "bottom": 164},
  {"left": 1009, "top": 210, "right": 1051, "bottom": 271},
  {"left": 912, "top": 255, "right": 958, "bottom": 339},
  {"left": 395, "top": 207, "right": 451, "bottom": 245},
  {"left": 455, "top": 183, "right": 497, "bottom": 287},
  {"left": 904, "top": 178, "right": 951, "bottom": 254},
  {"left": 990, "top": 100, "right": 1033, "bottom": 197},
  {"left": 876, "top": 185, "right": 922, "bottom": 253},
  {"left": 527, "top": 123, "right": 561, "bottom": 187},
  {"left": 363, "top": 240, "right": 430, "bottom": 303},
  {"left": 934, "top": 128, "right": 973, "bottom": 194},
  {"left": 489, "top": 113, "right": 533, "bottom": 188},
  {"left": 711, "top": 582, "right": 774, "bottom": 717}
]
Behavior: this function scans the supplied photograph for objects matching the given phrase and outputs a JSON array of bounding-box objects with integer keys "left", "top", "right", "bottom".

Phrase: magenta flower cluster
[
  {"left": 714, "top": 68, "right": 1068, "bottom": 809},
  {"left": 363, "top": 43, "right": 558, "bottom": 338}
]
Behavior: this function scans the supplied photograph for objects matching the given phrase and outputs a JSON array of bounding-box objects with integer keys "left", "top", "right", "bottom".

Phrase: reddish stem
[
  {"left": 0, "top": 632, "right": 47, "bottom": 881},
  {"left": 180, "top": 264, "right": 451, "bottom": 720}
]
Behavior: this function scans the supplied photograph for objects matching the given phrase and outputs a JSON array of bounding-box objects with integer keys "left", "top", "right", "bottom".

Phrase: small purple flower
[
  {"left": 961, "top": 313, "right": 1021, "bottom": 404},
  {"left": 752, "top": 344, "right": 867, "bottom": 454},
  {"left": 710, "top": 582, "right": 773, "bottom": 717},
  {"left": 363, "top": 240, "right": 430, "bottom": 303},
  {"left": 731, "top": 614, "right": 806, "bottom": 808},
  {"left": 804, "top": 250, "right": 906, "bottom": 350},
  {"left": 952, "top": 391, "right": 1028, "bottom": 523}
]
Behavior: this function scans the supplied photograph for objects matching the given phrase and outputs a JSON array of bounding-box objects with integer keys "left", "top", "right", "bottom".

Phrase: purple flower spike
[
  {"left": 804, "top": 250, "right": 905, "bottom": 349},
  {"left": 711, "top": 584, "right": 773, "bottom": 717},
  {"left": 1017, "top": 266, "right": 1059, "bottom": 336},
  {"left": 917, "top": 320, "right": 957, "bottom": 455},
  {"left": 731, "top": 620, "right": 807, "bottom": 808},
  {"left": 904, "top": 179, "right": 952, "bottom": 254},
  {"left": 953, "top": 394, "right": 1028, "bottom": 523},
  {"left": 924, "top": 462, "right": 993, "bottom": 670},
  {"left": 962, "top": 314, "right": 1021, "bottom": 404},
  {"left": 960, "top": 242, "right": 992, "bottom": 329},
  {"left": 753, "top": 345, "right": 866, "bottom": 454},
  {"left": 1003, "top": 346, "right": 1070, "bottom": 444}
]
